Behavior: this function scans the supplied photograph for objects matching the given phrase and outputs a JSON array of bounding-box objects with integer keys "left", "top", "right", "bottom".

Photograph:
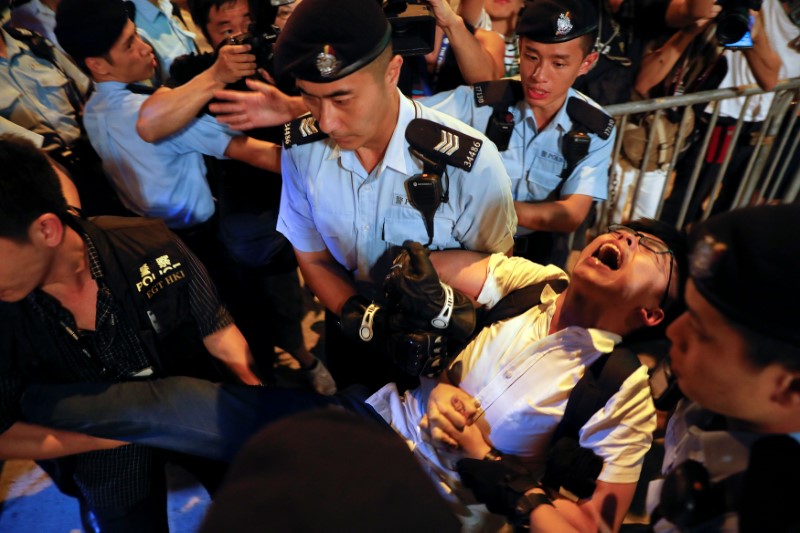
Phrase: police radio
[
  {"left": 473, "top": 79, "right": 524, "bottom": 152},
  {"left": 404, "top": 118, "right": 482, "bottom": 245}
]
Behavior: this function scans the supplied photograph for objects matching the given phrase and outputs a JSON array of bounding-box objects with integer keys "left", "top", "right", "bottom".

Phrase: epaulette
[
  {"left": 566, "top": 97, "right": 615, "bottom": 140},
  {"left": 473, "top": 79, "right": 524, "bottom": 108},
  {"left": 405, "top": 118, "right": 483, "bottom": 172},
  {"left": 282, "top": 113, "right": 328, "bottom": 148},
  {"left": 4, "top": 27, "right": 56, "bottom": 64}
]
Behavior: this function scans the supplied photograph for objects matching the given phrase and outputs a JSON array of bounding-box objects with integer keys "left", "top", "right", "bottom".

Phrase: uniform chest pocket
[
  {"left": 383, "top": 209, "right": 458, "bottom": 249},
  {"left": 527, "top": 154, "right": 566, "bottom": 199}
]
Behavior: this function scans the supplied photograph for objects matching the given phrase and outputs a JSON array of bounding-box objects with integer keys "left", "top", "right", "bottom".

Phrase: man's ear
[
  {"left": 637, "top": 306, "right": 665, "bottom": 328},
  {"left": 772, "top": 371, "right": 800, "bottom": 408},
  {"left": 85, "top": 56, "right": 110, "bottom": 78},
  {"left": 29, "top": 213, "right": 65, "bottom": 248},
  {"left": 578, "top": 51, "right": 598, "bottom": 76},
  {"left": 385, "top": 54, "right": 404, "bottom": 89}
]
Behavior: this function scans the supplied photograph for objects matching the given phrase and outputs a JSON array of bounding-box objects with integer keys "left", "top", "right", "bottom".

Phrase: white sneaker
[{"left": 302, "top": 358, "right": 337, "bottom": 395}]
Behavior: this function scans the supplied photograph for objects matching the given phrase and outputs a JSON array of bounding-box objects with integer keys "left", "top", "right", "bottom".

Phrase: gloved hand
[
  {"left": 387, "top": 326, "right": 452, "bottom": 377},
  {"left": 540, "top": 437, "right": 604, "bottom": 500},
  {"left": 456, "top": 454, "right": 538, "bottom": 517},
  {"left": 339, "top": 295, "right": 390, "bottom": 348},
  {"left": 384, "top": 240, "right": 475, "bottom": 342}
]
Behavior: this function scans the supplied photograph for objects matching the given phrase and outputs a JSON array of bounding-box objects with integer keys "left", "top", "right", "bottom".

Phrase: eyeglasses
[{"left": 608, "top": 224, "right": 674, "bottom": 308}]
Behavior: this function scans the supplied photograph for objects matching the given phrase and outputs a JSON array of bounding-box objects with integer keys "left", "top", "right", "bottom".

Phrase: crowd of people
[{"left": 1, "top": 0, "right": 799, "bottom": 531}]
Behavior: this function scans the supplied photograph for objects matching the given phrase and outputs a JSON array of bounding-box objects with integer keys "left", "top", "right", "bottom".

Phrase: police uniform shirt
[
  {"left": 422, "top": 85, "right": 614, "bottom": 205},
  {"left": 0, "top": 27, "right": 90, "bottom": 150},
  {"left": 129, "top": 0, "right": 197, "bottom": 81},
  {"left": 277, "top": 90, "right": 517, "bottom": 283},
  {"left": 84, "top": 81, "right": 231, "bottom": 229},
  {"left": 10, "top": 0, "right": 60, "bottom": 49}
]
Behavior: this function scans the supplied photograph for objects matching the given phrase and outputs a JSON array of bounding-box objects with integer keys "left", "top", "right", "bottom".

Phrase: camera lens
[{"left": 716, "top": 7, "right": 750, "bottom": 44}]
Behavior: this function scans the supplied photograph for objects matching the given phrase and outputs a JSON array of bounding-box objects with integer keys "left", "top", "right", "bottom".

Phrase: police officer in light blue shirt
[
  {"left": 0, "top": 25, "right": 90, "bottom": 153},
  {"left": 273, "top": 0, "right": 517, "bottom": 389},
  {"left": 422, "top": 0, "right": 616, "bottom": 266},
  {"left": 128, "top": 0, "right": 197, "bottom": 81}
]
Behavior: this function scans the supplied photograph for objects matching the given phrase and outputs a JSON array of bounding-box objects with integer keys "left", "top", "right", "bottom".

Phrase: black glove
[
  {"left": 339, "top": 295, "right": 390, "bottom": 348},
  {"left": 456, "top": 454, "right": 538, "bottom": 517},
  {"left": 540, "top": 438, "right": 604, "bottom": 500},
  {"left": 384, "top": 240, "right": 475, "bottom": 342},
  {"left": 387, "top": 326, "right": 452, "bottom": 377}
]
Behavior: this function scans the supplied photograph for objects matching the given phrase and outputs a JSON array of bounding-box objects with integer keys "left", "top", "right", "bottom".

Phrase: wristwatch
[{"left": 512, "top": 491, "right": 554, "bottom": 530}]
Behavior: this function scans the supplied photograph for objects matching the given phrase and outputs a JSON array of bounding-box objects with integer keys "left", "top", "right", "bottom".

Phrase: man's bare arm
[
  {"left": 202, "top": 323, "right": 262, "bottom": 385},
  {"left": 295, "top": 248, "right": 357, "bottom": 315},
  {"left": 530, "top": 481, "right": 637, "bottom": 533},
  {"left": 223, "top": 135, "right": 282, "bottom": 172},
  {"left": 137, "top": 44, "right": 256, "bottom": 142},
  {"left": 514, "top": 194, "right": 594, "bottom": 233},
  {"left": 0, "top": 421, "right": 126, "bottom": 460}
]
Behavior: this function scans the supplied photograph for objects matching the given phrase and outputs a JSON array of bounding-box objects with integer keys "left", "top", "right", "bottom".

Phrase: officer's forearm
[
  {"left": 0, "top": 421, "right": 126, "bottom": 460},
  {"left": 295, "top": 249, "right": 357, "bottom": 315},
  {"left": 224, "top": 136, "right": 281, "bottom": 173},
  {"left": 514, "top": 195, "right": 593, "bottom": 233},
  {"left": 203, "top": 324, "right": 263, "bottom": 386},
  {"left": 137, "top": 70, "right": 227, "bottom": 143}
]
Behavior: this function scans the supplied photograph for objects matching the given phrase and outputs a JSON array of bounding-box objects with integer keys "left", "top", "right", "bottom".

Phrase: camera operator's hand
[
  {"left": 210, "top": 79, "right": 307, "bottom": 130},
  {"left": 211, "top": 44, "right": 257, "bottom": 85},
  {"left": 425, "top": 0, "right": 461, "bottom": 31},
  {"left": 384, "top": 241, "right": 476, "bottom": 342}
]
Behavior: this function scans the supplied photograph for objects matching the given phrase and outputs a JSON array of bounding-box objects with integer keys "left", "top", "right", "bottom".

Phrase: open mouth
[{"left": 593, "top": 242, "right": 622, "bottom": 270}]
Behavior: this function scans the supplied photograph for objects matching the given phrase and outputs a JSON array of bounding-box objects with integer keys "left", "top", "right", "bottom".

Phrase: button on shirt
[
  {"left": 367, "top": 255, "right": 654, "bottom": 528},
  {"left": 130, "top": 0, "right": 197, "bottom": 81},
  {"left": 0, "top": 27, "right": 90, "bottom": 150},
  {"left": 277, "top": 91, "right": 517, "bottom": 283},
  {"left": 84, "top": 81, "right": 232, "bottom": 228},
  {"left": 422, "top": 86, "right": 614, "bottom": 204}
]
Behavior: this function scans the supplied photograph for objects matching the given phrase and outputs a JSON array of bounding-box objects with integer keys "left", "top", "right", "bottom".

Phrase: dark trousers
[{"left": 23, "top": 378, "right": 385, "bottom": 463}]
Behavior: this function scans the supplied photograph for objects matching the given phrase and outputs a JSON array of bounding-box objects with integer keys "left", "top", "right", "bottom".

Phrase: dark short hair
[
  {"left": 578, "top": 30, "right": 597, "bottom": 57},
  {"left": 0, "top": 135, "right": 68, "bottom": 241},
  {"left": 189, "top": 0, "right": 238, "bottom": 42}
]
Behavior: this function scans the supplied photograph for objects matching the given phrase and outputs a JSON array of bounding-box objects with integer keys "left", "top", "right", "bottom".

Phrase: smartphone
[{"left": 723, "top": 15, "right": 755, "bottom": 49}]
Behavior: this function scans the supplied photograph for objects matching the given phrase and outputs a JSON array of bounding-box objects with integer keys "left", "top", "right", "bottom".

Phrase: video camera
[
  {"left": 715, "top": 0, "right": 762, "bottom": 45},
  {"left": 383, "top": 0, "right": 436, "bottom": 56},
  {"left": 228, "top": 23, "right": 280, "bottom": 73}
]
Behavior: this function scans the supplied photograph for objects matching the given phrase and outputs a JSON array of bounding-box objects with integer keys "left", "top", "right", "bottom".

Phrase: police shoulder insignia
[
  {"left": 405, "top": 118, "right": 483, "bottom": 172},
  {"left": 473, "top": 79, "right": 524, "bottom": 108},
  {"left": 566, "top": 97, "right": 615, "bottom": 140},
  {"left": 283, "top": 113, "right": 328, "bottom": 148}
]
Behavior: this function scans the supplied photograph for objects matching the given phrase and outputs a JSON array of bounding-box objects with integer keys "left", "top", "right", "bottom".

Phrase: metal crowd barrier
[{"left": 594, "top": 77, "right": 800, "bottom": 233}]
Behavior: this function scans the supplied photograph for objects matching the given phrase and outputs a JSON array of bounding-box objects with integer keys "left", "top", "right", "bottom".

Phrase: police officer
[
  {"left": 273, "top": 0, "right": 517, "bottom": 389},
  {"left": 422, "top": 0, "right": 616, "bottom": 267},
  {"left": 0, "top": 19, "right": 125, "bottom": 216},
  {"left": 647, "top": 203, "right": 800, "bottom": 531}
]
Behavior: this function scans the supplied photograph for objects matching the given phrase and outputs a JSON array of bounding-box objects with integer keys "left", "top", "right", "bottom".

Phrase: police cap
[
  {"left": 273, "top": 0, "right": 392, "bottom": 83},
  {"left": 689, "top": 203, "right": 800, "bottom": 346},
  {"left": 517, "top": 0, "right": 598, "bottom": 43},
  {"left": 56, "top": 0, "right": 132, "bottom": 64}
]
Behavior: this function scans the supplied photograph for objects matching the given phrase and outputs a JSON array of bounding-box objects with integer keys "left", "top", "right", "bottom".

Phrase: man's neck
[
  {"left": 530, "top": 95, "right": 567, "bottom": 133},
  {"left": 551, "top": 290, "right": 624, "bottom": 336},
  {"left": 355, "top": 89, "right": 401, "bottom": 174},
  {"left": 40, "top": 227, "right": 93, "bottom": 296}
]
